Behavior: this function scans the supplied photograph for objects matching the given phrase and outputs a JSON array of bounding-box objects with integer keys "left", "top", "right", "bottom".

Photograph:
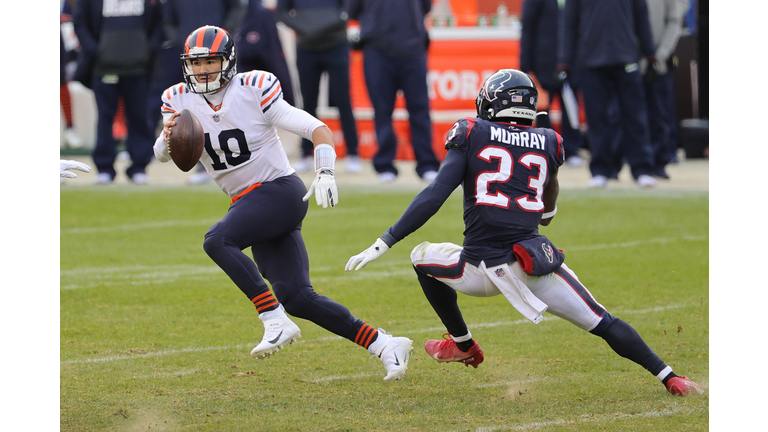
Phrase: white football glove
[
  {"left": 345, "top": 238, "right": 390, "bottom": 271},
  {"left": 302, "top": 144, "right": 339, "bottom": 208},
  {"left": 60, "top": 160, "right": 91, "bottom": 178},
  {"left": 303, "top": 169, "right": 338, "bottom": 208}
]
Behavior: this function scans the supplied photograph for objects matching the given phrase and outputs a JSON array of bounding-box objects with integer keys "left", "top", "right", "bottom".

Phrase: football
[{"left": 169, "top": 109, "right": 205, "bottom": 172}]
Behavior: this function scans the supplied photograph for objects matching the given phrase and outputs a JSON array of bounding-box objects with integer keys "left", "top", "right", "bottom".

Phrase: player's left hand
[
  {"left": 60, "top": 160, "right": 91, "bottom": 178},
  {"left": 345, "top": 238, "right": 389, "bottom": 271},
  {"left": 302, "top": 169, "right": 338, "bottom": 208}
]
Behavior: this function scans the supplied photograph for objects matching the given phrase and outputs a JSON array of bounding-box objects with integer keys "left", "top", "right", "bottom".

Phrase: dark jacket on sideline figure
[
  {"left": 347, "top": 0, "right": 431, "bottom": 58},
  {"left": 559, "top": 0, "right": 656, "bottom": 69},
  {"left": 72, "top": 0, "right": 162, "bottom": 86},
  {"left": 519, "top": 0, "right": 562, "bottom": 89}
]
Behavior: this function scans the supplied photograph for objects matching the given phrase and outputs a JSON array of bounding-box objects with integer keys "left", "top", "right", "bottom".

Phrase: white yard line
[
  {"left": 60, "top": 303, "right": 690, "bottom": 366},
  {"left": 59, "top": 235, "right": 707, "bottom": 290}
]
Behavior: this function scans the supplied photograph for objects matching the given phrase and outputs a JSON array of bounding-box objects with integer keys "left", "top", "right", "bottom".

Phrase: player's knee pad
[{"left": 410, "top": 241, "right": 463, "bottom": 269}]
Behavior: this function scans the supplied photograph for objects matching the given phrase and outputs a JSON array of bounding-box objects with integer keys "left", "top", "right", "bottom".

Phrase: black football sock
[
  {"left": 455, "top": 339, "right": 476, "bottom": 352},
  {"left": 414, "top": 266, "right": 469, "bottom": 337},
  {"left": 661, "top": 373, "right": 680, "bottom": 386},
  {"left": 590, "top": 314, "right": 668, "bottom": 376}
]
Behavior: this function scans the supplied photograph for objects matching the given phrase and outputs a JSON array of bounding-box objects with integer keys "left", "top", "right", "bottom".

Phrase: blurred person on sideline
[
  {"left": 346, "top": 69, "right": 704, "bottom": 397},
  {"left": 642, "top": 0, "right": 689, "bottom": 179},
  {"left": 234, "top": 0, "right": 295, "bottom": 106},
  {"left": 73, "top": 0, "right": 163, "bottom": 185},
  {"left": 558, "top": 0, "right": 658, "bottom": 188},
  {"left": 520, "top": 0, "right": 585, "bottom": 167},
  {"left": 60, "top": 6, "right": 82, "bottom": 149},
  {"left": 153, "top": 25, "right": 413, "bottom": 380},
  {"left": 348, "top": 0, "right": 440, "bottom": 183},
  {"left": 275, "top": 0, "right": 362, "bottom": 174}
]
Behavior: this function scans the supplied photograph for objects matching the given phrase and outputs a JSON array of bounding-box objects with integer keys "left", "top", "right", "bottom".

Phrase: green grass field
[{"left": 60, "top": 184, "right": 709, "bottom": 431}]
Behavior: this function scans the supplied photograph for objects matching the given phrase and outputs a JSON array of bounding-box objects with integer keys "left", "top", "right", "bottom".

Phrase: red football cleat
[
  {"left": 665, "top": 376, "right": 704, "bottom": 396},
  {"left": 424, "top": 333, "right": 484, "bottom": 368}
]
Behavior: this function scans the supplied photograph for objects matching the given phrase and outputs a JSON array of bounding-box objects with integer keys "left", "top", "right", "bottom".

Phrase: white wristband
[
  {"left": 542, "top": 206, "right": 557, "bottom": 219},
  {"left": 313, "top": 143, "right": 336, "bottom": 172}
]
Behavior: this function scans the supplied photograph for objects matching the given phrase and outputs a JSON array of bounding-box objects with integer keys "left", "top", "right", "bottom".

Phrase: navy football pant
[
  {"left": 297, "top": 41, "right": 359, "bottom": 158},
  {"left": 362, "top": 47, "right": 440, "bottom": 178},
  {"left": 91, "top": 75, "right": 155, "bottom": 178},
  {"left": 203, "top": 174, "right": 368, "bottom": 341},
  {"left": 579, "top": 65, "right": 654, "bottom": 180}
]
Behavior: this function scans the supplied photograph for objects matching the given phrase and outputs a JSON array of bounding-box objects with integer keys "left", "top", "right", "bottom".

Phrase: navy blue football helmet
[
  {"left": 476, "top": 69, "right": 538, "bottom": 122},
  {"left": 181, "top": 26, "right": 237, "bottom": 94}
]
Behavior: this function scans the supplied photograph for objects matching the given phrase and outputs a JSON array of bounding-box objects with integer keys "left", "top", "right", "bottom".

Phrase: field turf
[{"left": 59, "top": 184, "right": 708, "bottom": 431}]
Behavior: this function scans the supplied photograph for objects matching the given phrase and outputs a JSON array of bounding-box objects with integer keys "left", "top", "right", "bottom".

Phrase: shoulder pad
[
  {"left": 444, "top": 117, "right": 476, "bottom": 150},
  {"left": 161, "top": 83, "right": 189, "bottom": 103},
  {"left": 237, "top": 71, "right": 283, "bottom": 112},
  {"left": 237, "top": 70, "right": 278, "bottom": 90},
  {"left": 551, "top": 129, "right": 565, "bottom": 166}
]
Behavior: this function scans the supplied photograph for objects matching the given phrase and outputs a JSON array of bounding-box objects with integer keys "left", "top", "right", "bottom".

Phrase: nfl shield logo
[
  {"left": 212, "top": 114, "right": 220, "bottom": 123},
  {"left": 495, "top": 268, "right": 505, "bottom": 278}
]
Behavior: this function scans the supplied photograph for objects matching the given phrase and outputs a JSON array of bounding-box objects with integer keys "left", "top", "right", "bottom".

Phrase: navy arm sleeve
[{"left": 381, "top": 149, "right": 467, "bottom": 247}]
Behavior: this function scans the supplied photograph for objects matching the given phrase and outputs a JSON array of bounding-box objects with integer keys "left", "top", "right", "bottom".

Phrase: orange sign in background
[{"left": 321, "top": 34, "right": 522, "bottom": 161}]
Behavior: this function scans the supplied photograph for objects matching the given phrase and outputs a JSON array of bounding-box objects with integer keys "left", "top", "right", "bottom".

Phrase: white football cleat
[
  {"left": 422, "top": 170, "right": 438, "bottom": 182},
  {"left": 186, "top": 171, "right": 211, "bottom": 185},
  {"left": 374, "top": 330, "right": 413, "bottom": 381},
  {"left": 377, "top": 172, "right": 397, "bottom": 183},
  {"left": 588, "top": 175, "right": 607, "bottom": 189},
  {"left": 130, "top": 173, "right": 150, "bottom": 185},
  {"left": 345, "top": 156, "right": 362, "bottom": 173},
  {"left": 636, "top": 174, "right": 657, "bottom": 188},
  {"left": 65, "top": 127, "right": 83, "bottom": 149},
  {"left": 250, "top": 316, "right": 301, "bottom": 360},
  {"left": 94, "top": 173, "right": 113, "bottom": 185}
]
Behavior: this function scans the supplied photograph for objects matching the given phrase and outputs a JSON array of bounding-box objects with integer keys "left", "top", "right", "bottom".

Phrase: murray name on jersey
[{"left": 490, "top": 126, "right": 547, "bottom": 150}]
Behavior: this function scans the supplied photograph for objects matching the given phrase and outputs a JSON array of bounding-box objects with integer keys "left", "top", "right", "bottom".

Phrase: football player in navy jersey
[
  {"left": 346, "top": 69, "right": 703, "bottom": 396},
  {"left": 154, "top": 25, "right": 413, "bottom": 381}
]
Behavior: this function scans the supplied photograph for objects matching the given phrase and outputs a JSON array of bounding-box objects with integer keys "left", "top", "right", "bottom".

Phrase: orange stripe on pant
[
  {"left": 354, "top": 324, "right": 378, "bottom": 349},
  {"left": 231, "top": 183, "right": 262, "bottom": 205},
  {"left": 251, "top": 292, "right": 278, "bottom": 312}
]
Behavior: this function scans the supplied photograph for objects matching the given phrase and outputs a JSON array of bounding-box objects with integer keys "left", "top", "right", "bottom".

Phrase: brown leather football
[{"left": 169, "top": 109, "right": 205, "bottom": 172}]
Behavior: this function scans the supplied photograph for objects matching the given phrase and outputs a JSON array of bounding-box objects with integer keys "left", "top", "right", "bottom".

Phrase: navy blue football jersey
[
  {"left": 382, "top": 117, "right": 563, "bottom": 267},
  {"left": 445, "top": 117, "right": 564, "bottom": 247}
]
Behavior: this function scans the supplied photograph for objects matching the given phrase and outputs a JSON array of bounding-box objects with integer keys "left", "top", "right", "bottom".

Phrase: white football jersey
[{"left": 154, "top": 71, "right": 325, "bottom": 198}]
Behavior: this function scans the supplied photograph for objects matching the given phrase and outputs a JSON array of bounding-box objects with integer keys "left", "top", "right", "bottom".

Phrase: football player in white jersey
[{"left": 153, "top": 25, "right": 412, "bottom": 381}]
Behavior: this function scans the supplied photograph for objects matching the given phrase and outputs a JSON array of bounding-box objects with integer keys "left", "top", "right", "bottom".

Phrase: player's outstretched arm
[
  {"left": 540, "top": 170, "right": 559, "bottom": 226},
  {"left": 345, "top": 238, "right": 390, "bottom": 271},
  {"left": 60, "top": 160, "right": 91, "bottom": 178},
  {"left": 302, "top": 125, "right": 339, "bottom": 208}
]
